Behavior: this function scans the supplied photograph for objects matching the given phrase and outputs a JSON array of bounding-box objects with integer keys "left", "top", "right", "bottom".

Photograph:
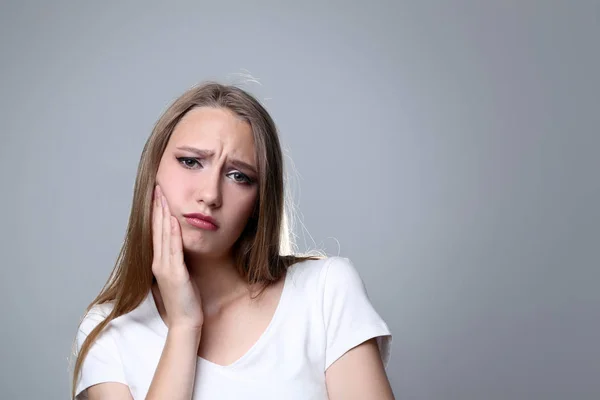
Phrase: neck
[{"left": 184, "top": 252, "right": 250, "bottom": 312}]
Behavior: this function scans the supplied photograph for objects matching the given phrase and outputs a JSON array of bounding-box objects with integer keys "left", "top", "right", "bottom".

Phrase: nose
[{"left": 196, "top": 169, "right": 222, "bottom": 208}]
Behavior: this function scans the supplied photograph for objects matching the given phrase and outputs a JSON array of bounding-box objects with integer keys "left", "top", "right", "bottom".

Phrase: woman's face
[{"left": 155, "top": 106, "right": 259, "bottom": 258}]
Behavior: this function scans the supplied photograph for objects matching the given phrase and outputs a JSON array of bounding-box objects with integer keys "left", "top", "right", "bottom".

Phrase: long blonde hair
[{"left": 70, "top": 82, "right": 322, "bottom": 398}]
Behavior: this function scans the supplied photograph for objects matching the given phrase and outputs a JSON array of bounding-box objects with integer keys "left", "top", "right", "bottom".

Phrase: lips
[{"left": 183, "top": 213, "right": 219, "bottom": 230}]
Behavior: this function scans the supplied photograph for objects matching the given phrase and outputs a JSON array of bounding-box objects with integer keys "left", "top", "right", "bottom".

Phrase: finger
[
  {"left": 152, "top": 185, "right": 163, "bottom": 261},
  {"left": 170, "top": 216, "right": 184, "bottom": 267},
  {"left": 161, "top": 194, "right": 171, "bottom": 267}
]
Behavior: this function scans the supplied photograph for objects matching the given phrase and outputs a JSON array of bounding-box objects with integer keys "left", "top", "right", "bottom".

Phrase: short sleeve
[
  {"left": 322, "top": 257, "right": 392, "bottom": 370},
  {"left": 72, "top": 305, "right": 128, "bottom": 399}
]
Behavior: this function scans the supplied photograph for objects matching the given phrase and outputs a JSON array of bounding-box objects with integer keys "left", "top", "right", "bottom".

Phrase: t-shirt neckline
[{"left": 143, "top": 270, "right": 291, "bottom": 371}]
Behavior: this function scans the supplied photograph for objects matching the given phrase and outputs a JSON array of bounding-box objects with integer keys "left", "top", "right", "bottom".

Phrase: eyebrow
[{"left": 175, "top": 146, "right": 257, "bottom": 175}]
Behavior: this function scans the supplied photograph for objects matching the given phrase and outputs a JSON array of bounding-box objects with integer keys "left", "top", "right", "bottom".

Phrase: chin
[
  {"left": 182, "top": 238, "right": 228, "bottom": 259},
  {"left": 182, "top": 239, "right": 211, "bottom": 254}
]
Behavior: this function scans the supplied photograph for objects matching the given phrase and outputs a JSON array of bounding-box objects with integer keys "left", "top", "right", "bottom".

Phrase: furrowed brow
[{"left": 176, "top": 146, "right": 257, "bottom": 174}]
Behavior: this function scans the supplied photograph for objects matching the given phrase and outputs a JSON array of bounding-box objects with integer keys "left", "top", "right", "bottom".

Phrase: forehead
[{"left": 169, "top": 107, "right": 255, "bottom": 161}]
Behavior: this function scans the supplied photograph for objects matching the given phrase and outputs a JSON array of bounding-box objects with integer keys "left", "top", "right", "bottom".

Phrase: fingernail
[{"left": 161, "top": 195, "right": 166, "bottom": 207}]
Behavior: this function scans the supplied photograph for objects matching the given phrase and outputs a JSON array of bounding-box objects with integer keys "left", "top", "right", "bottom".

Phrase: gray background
[{"left": 1, "top": 1, "right": 598, "bottom": 399}]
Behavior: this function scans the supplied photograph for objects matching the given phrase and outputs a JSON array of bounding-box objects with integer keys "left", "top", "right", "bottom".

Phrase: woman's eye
[
  {"left": 177, "top": 158, "right": 252, "bottom": 184},
  {"left": 177, "top": 157, "right": 201, "bottom": 169},
  {"left": 228, "top": 171, "right": 251, "bottom": 184}
]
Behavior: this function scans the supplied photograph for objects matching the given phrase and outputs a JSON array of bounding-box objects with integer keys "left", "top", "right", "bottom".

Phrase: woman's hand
[{"left": 152, "top": 185, "right": 204, "bottom": 332}]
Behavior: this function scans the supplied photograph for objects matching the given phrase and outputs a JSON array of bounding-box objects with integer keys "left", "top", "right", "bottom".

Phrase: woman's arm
[
  {"left": 145, "top": 327, "right": 202, "bottom": 399},
  {"left": 325, "top": 338, "right": 395, "bottom": 400},
  {"left": 88, "top": 187, "right": 204, "bottom": 400}
]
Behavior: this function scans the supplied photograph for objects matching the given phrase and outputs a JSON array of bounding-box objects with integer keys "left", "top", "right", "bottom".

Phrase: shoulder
[
  {"left": 319, "top": 257, "right": 373, "bottom": 310},
  {"left": 285, "top": 256, "right": 358, "bottom": 291},
  {"left": 287, "top": 256, "right": 392, "bottom": 369},
  {"left": 283, "top": 256, "right": 371, "bottom": 313},
  {"left": 76, "top": 294, "right": 150, "bottom": 341},
  {"left": 286, "top": 255, "right": 358, "bottom": 278},
  {"left": 287, "top": 256, "right": 364, "bottom": 289},
  {"left": 322, "top": 256, "right": 364, "bottom": 288},
  {"left": 77, "top": 290, "right": 157, "bottom": 335},
  {"left": 77, "top": 301, "right": 116, "bottom": 336}
]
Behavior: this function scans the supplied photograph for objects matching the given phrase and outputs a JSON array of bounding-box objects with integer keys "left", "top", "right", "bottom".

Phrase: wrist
[{"left": 168, "top": 324, "right": 203, "bottom": 342}]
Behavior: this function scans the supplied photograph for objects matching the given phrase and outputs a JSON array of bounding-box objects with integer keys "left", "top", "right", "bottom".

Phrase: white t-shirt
[{"left": 73, "top": 256, "right": 392, "bottom": 399}]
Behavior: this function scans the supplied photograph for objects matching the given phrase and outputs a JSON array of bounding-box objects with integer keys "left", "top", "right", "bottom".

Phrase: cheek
[
  {"left": 156, "top": 165, "right": 189, "bottom": 206},
  {"left": 242, "top": 190, "right": 259, "bottom": 216},
  {"left": 155, "top": 160, "right": 172, "bottom": 190},
  {"left": 227, "top": 188, "right": 258, "bottom": 223}
]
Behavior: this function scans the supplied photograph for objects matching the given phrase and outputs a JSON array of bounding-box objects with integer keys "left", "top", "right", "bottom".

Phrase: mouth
[{"left": 183, "top": 213, "right": 219, "bottom": 231}]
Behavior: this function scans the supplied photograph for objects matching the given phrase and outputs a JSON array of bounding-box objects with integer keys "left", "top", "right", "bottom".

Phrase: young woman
[{"left": 70, "top": 82, "right": 394, "bottom": 399}]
